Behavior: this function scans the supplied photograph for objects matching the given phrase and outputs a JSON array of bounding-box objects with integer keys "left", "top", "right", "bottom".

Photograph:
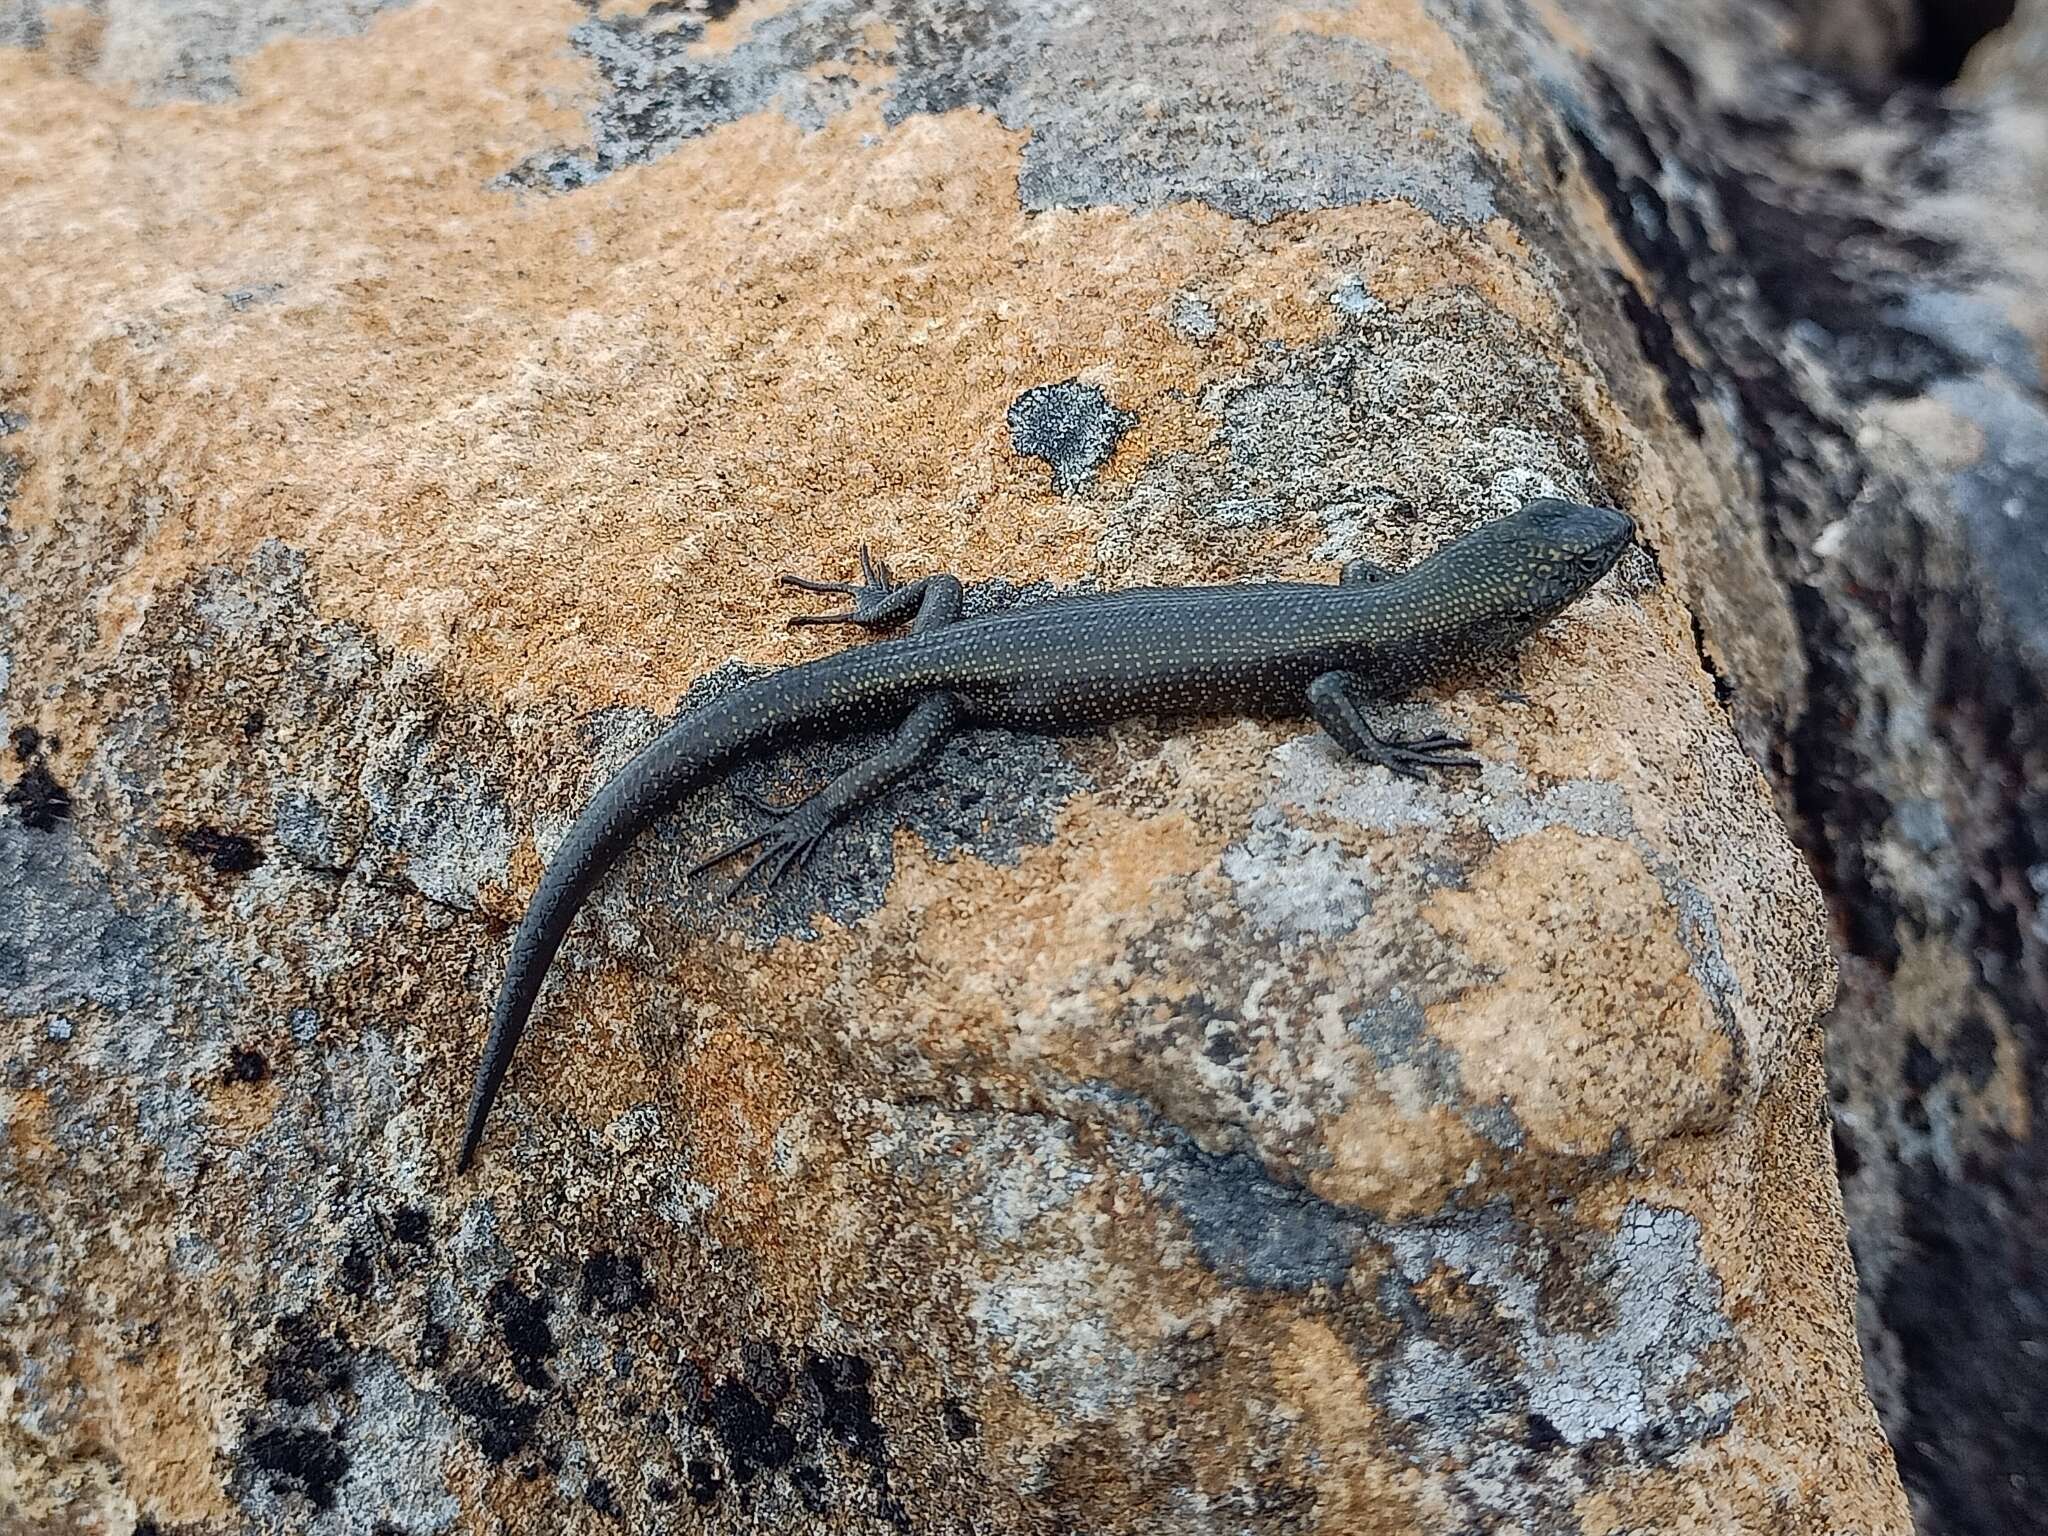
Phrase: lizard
[{"left": 457, "top": 496, "right": 1636, "bottom": 1170}]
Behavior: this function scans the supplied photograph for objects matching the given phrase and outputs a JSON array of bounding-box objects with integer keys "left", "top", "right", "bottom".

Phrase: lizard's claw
[
  {"left": 708, "top": 820, "right": 831, "bottom": 903},
  {"left": 1375, "top": 733, "right": 1479, "bottom": 780},
  {"left": 692, "top": 787, "right": 832, "bottom": 901},
  {"left": 779, "top": 543, "right": 906, "bottom": 628}
]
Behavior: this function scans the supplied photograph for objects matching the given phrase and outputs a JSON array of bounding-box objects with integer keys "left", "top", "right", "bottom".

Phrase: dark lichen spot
[
  {"left": 447, "top": 1374, "right": 540, "bottom": 1463},
  {"left": 418, "top": 1312, "right": 451, "bottom": 1371},
  {"left": 245, "top": 1426, "right": 350, "bottom": 1511},
  {"left": 339, "top": 1242, "right": 373, "bottom": 1298},
  {"left": 790, "top": 1463, "right": 830, "bottom": 1512},
  {"left": 1903, "top": 1034, "right": 1942, "bottom": 1094},
  {"left": 177, "top": 825, "right": 265, "bottom": 874},
  {"left": 807, "top": 1354, "right": 883, "bottom": 1462},
  {"left": 1832, "top": 1121, "right": 1865, "bottom": 1178},
  {"left": 581, "top": 1251, "right": 650, "bottom": 1315},
  {"left": 647, "top": 1475, "right": 679, "bottom": 1505},
  {"left": 10, "top": 725, "right": 40, "bottom": 760},
  {"left": 1155, "top": 1143, "right": 1366, "bottom": 1290},
  {"left": 226, "top": 1047, "right": 269, "bottom": 1084},
  {"left": 1525, "top": 1411, "right": 1564, "bottom": 1452},
  {"left": 708, "top": 1378, "right": 797, "bottom": 1484},
  {"left": 1949, "top": 1012, "right": 1999, "bottom": 1092},
  {"left": 487, "top": 1280, "right": 557, "bottom": 1390},
  {"left": 4, "top": 758, "right": 72, "bottom": 832},
  {"left": 941, "top": 1398, "right": 978, "bottom": 1442},
  {"left": 390, "top": 1206, "right": 430, "bottom": 1245},
  {"left": 685, "top": 1457, "right": 720, "bottom": 1505},
  {"left": 1006, "top": 379, "right": 1135, "bottom": 495},
  {"left": 262, "top": 1315, "right": 351, "bottom": 1407},
  {"left": 584, "top": 1475, "right": 620, "bottom": 1518}
]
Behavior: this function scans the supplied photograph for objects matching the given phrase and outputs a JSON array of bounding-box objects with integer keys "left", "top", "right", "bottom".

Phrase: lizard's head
[{"left": 1455, "top": 497, "right": 1635, "bottom": 639}]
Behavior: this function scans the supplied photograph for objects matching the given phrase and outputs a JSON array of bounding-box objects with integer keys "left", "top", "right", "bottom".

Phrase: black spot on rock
[
  {"left": 807, "top": 1354, "right": 907, "bottom": 1530},
  {"left": 1903, "top": 1034, "right": 1942, "bottom": 1094},
  {"left": 262, "top": 1315, "right": 351, "bottom": 1407},
  {"left": 4, "top": 757, "right": 71, "bottom": 832},
  {"left": 1525, "top": 1411, "right": 1563, "bottom": 1451},
  {"left": 584, "top": 1475, "right": 620, "bottom": 1518},
  {"left": 685, "top": 1457, "right": 720, "bottom": 1505},
  {"left": 790, "top": 1463, "right": 830, "bottom": 1512},
  {"left": 226, "top": 1047, "right": 269, "bottom": 1084},
  {"left": 339, "top": 1242, "right": 373, "bottom": 1298},
  {"left": 647, "top": 1475, "right": 678, "bottom": 1504},
  {"left": 1949, "top": 1012, "right": 1999, "bottom": 1092},
  {"left": 1832, "top": 1121, "right": 1864, "bottom": 1178},
  {"left": 447, "top": 1374, "right": 540, "bottom": 1463},
  {"left": 581, "top": 1251, "right": 650, "bottom": 1315},
  {"left": 177, "top": 825, "right": 265, "bottom": 874},
  {"left": 708, "top": 1378, "right": 797, "bottom": 1484},
  {"left": 245, "top": 1425, "right": 350, "bottom": 1511},
  {"left": 1006, "top": 379, "right": 1135, "bottom": 495},
  {"left": 390, "top": 1206, "right": 430, "bottom": 1245},
  {"left": 487, "top": 1279, "right": 557, "bottom": 1390},
  {"left": 941, "top": 1398, "right": 978, "bottom": 1442}
]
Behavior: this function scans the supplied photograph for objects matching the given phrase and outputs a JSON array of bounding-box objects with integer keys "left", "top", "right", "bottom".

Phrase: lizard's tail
[{"left": 456, "top": 662, "right": 876, "bottom": 1172}]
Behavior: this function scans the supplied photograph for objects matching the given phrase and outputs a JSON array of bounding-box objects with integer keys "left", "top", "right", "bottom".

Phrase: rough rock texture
[
  {"left": 1, "top": 4, "right": 1906, "bottom": 1534},
  {"left": 1544, "top": 3, "right": 2048, "bottom": 1533}
]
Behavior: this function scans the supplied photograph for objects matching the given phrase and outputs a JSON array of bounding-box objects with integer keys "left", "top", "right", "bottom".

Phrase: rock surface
[
  {"left": 1546, "top": 3, "right": 2048, "bottom": 1532},
  {"left": 1, "top": 3, "right": 1906, "bottom": 1533}
]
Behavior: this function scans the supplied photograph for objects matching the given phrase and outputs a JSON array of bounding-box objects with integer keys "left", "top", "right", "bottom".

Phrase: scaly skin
[{"left": 458, "top": 498, "right": 1636, "bottom": 1170}]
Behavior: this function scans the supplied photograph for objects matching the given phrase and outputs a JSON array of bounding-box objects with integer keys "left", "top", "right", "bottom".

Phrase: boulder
[{"left": 0, "top": 2, "right": 1909, "bottom": 1531}]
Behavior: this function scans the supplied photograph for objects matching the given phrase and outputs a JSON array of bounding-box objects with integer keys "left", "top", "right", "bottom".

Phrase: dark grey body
[{"left": 458, "top": 498, "right": 1635, "bottom": 1170}]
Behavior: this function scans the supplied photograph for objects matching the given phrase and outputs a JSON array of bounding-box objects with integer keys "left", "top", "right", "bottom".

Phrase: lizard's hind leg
[
  {"left": 692, "top": 693, "right": 965, "bottom": 901},
  {"left": 781, "top": 544, "right": 964, "bottom": 633}
]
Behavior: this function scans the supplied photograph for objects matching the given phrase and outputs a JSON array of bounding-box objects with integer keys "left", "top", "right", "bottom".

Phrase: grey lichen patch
[
  {"left": 0, "top": 0, "right": 45, "bottom": 49},
  {"left": 1168, "top": 291, "right": 1219, "bottom": 341},
  {"left": 508, "top": 0, "right": 1497, "bottom": 224},
  {"left": 360, "top": 717, "right": 516, "bottom": 914},
  {"left": 0, "top": 819, "right": 165, "bottom": 1016},
  {"left": 868, "top": 1103, "right": 1100, "bottom": 1244},
  {"left": 1, "top": 0, "right": 416, "bottom": 102},
  {"left": 1135, "top": 1135, "right": 1369, "bottom": 1290},
  {"left": 1006, "top": 379, "right": 1136, "bottom": 496},
  {"left": 1377, "top": 1202, "right": 1742, "bottom": 1524},
  {"left": 500, "top": 3, "right": 872, "bottom": 191},
  {"left": 1353, "top": 992, "right": 1523, "bottom": 1149},
  {"left": 1098, "top": 292, "right": 1609, "bottom": 583},
  {"left": 1220, "top": 809, "right": 1374, "bottom": 944}
]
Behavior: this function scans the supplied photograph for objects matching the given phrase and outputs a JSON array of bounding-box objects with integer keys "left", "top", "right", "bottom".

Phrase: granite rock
[{"left": 1, "top": 3, "right": 1904, "bottom": 1533}]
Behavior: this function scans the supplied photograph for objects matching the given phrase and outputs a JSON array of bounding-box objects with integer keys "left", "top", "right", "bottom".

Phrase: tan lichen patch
[
  {"left": 1269, "top": 1315, "right": 1429, "bottom": 1528},
  {"left": 1423, "top": 826, "right": 1737, "bottom": 1155}
]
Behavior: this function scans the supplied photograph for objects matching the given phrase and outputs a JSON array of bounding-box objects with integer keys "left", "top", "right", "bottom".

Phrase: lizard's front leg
[
  {"left": 692, "top": 693, "right": 965, "bottom": 899},
  {"left": 781, "top": 543, "right": 964, "bottom": 633},
  {"left": 1306, "top": 671, "right": 1480, "bottom": 780}
]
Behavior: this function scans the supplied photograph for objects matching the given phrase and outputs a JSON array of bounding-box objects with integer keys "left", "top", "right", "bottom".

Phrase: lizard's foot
[
  {"left": 1307, "top": 671, "right": 1480, "bottom": 781},
  {"left": 690, "top": 798, "right": 834, "bottom": 903},
  {"left": 1363, "top": 731, "right": 1479, "bottom": 780},
  {"left": 780, "top": 543, "right": 904, "bottom": 627}
]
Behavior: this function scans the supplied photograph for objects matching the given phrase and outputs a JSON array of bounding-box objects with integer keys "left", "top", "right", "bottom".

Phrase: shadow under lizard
[{"left": 458, "top": 497, "right": 1636, "bottom": 1170}]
